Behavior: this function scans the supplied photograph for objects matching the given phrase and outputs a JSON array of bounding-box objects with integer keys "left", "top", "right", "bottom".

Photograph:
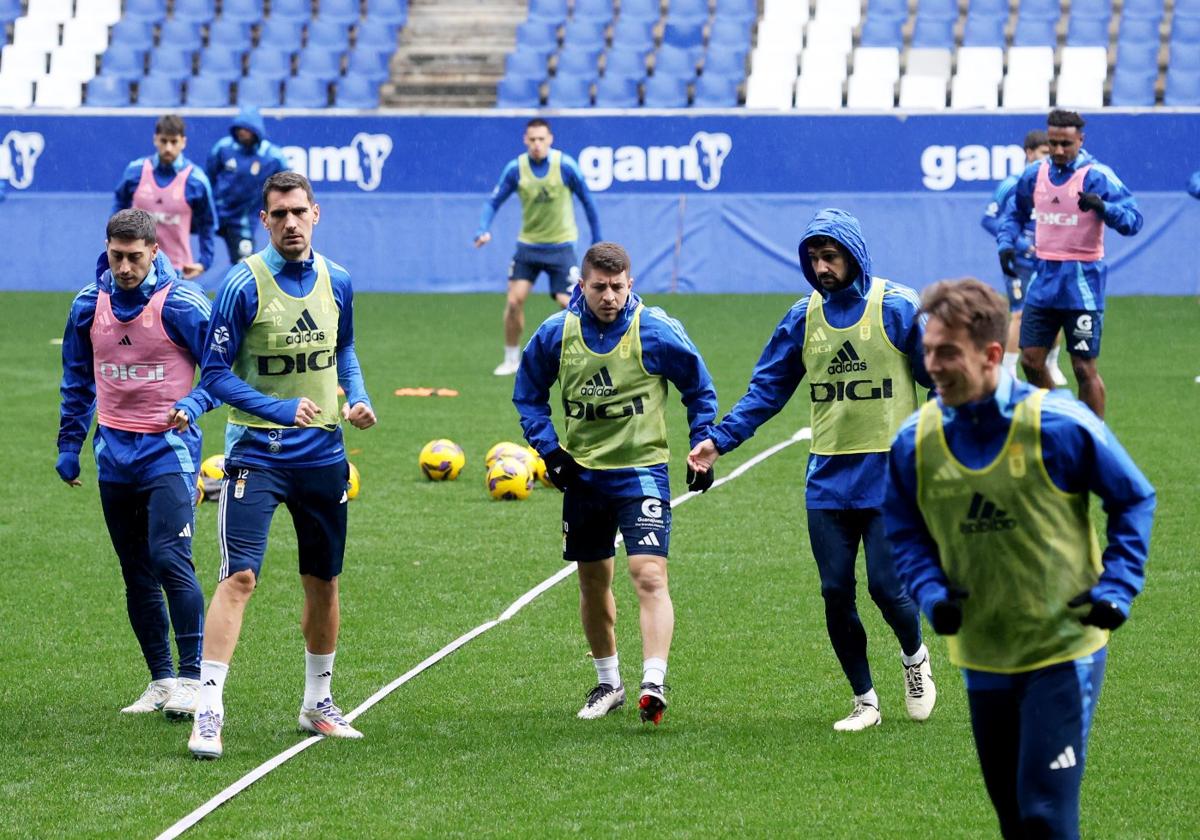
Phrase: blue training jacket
[
  {"left": 709, "top": 209, "right": 933, "bottom": 510},
  {"left": 982, "top": 174, "right": 1036, "bottom": 279},
  {"left": 205, "top": 107, "right": 290, "bottom": 230},
  {"left": 200, "top": 242, "right": 370, "bottom": 469},
  {"left": 113, "top": 153, "right": 219, "bottom": 271},
  {"left": 997, "top": 150, "right": 1142, "bottom": 311},
  {"left": 884, "top": 372, "right": 1155, "bottom": 622},
  {"left": 58, "top": 253, "right": 220, "bottom": 483},
  {"left": 476, "top": 152, "right": 602, "bottom": 248},
  {"left": 513, "top": 287, "right": 717, "bottom": 500}
]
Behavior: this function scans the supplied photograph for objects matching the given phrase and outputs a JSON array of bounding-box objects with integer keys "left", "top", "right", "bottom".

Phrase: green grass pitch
[{"left": 0, "top": 292, "right": 1195, "bottom": 838}]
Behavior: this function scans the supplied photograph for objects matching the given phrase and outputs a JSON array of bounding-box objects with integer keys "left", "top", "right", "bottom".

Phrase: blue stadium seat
[
  {"left": 1108, "top": 67, "right": 1156, "bottom": 105},
  {"left": 603, "top": 46, "right": 647, "bottom": 79},
  {"left": 123, "top": 0, "right": 167, "bottom": 24},
  {"left": 707, "top": 16, "right": 751, "bottom": 49},
  {"left": 910, "top": 17, "right": 955, "bottom": 48},
  {"left": 619, "top": 0, "right": 662, "bottom": 21},
  {"left": 546, "top": 73, "right": 593, "bottom": 106},
  {"left": 345, "top": 48, "right": 389, "bottom": 82},
  {"left": 1121, "top": 0, "right": 1164, "bottom": 19},
  {"left": 354, "top": 19, "right": 398, "bottom": 54},
  {"left": 208, "top": 19, "right": 254, "bottom": 50},
  {"left": 1171, "top": 15, "right": 1200, "bottom": 45},
  {"left": 1069, "top": 0, "right": 1112, "bottom": 19},
  {"left": 915, "top": 0, "right": 958, "bottom": 22},
  {"left": 101, "top": 44, "right": 147, "bottom": 81},
  {"left": 1012, "top": 16, "right": 1058, "bottom": 47},
  {"left": 158, "top": 19, "right": 205, "bottom": 51},
  {"left": 859, "top": 16, "right": 905, "bottom": 48},
  {"left": 236, "top": 75, "right": 281, "bottom": 105},
  {"left": 1117, "top": 16, "right": 1160, "bottom": 46},
  {"left": 1170, "top": 41, "right": 1200, "bottom": 73},
  {"left": 964, "top": 0, "right": 1006, "bottom": 15},
  {"left": 284, "top": 75, "right": 329, "bottom": 106},
  {"left": 111, "top": 19, "right": 155, "bottom": 46},
  {"left": 186, "top": 75, "right": 231, "bottom": 105},
  {"left": 0, "top": 0, "right": 21, "bottom": 25},
  {"left": 172, "top": 0, "right": 216, "bottom": 24},
  {"left": 246, "top": 47, "right": 294, "bottom": 81},
  {"left": 505, "top": 48, "right": 550, "bottom": 79},
  {"left": 1177, "top": 0, "right": 1200, "bottom": 18},
  {"left": 516, "top": 20, "right": 561, "bottom": 50},
  {"left": 1165, "top": 68, "right": 1200, "bottom": 105},
  {"left": 220, "top": 0, "right": 263, "bottom": 24},
  {"left": 1115, "top": 40, "right": 1158, "bottom": 74},
  {"left": 652, "top": 44, "right": 698, "bottom": 77},
  {"left": 496, "top": 74, "right": 542, "bottom": 106},
  {"left": 259, "top": 18, "right": 305, "bottom": 46},
  {"left": 593, "top": 74, "right": 639, "bottom": 105},
  {"left": 269, "top": 0, "right": 313, "bottom": 20},
  {"left": 555, "top": 45, "right": 603, "bottom": 76},
  {"left": 701, "top": 47, "right": 745, "bottom": 79},
  {"left": 317, "top": 0, "right": 361, "bottom": 25},
  {"left": 571, "top": 0, "right": 614, "bottom": 22},
  {"left": 1016, "top": 0, "right": 1059, "bottom": 21},
  {"left": 642, "top": 73, "right": 688, "bottom": 106},
  {"left": 527, "top": 0, "right": 568, "bottom": 21},
  {"left": 960, "top": 14, "right": 1006, "bottom": 48},
  {"left": 610, "top": 16, "right": 656, "bottom": 49},
  {"left": 308, "top": 19, "right": 353, "bottom": 49},
  {"left": 149, "top": 47, "right": 196, "bottom": 81},
  {"left": 1066, "top": 16, "right": 1111, "bottom": 47},
  {"left": 562, "top": 18, "right": 608, "bottom": 46},
  {"left": 712, "top": 0, "right": 757, "bottom": 22},
  {"left": 365, "top": 0, "right": 407, "bottom": 26},
  {"left": 692, "top": 72, "right": 737, "bottom": 106},
  {"left": 85, "top": 75, "right": 131, "bottom": 106},
  {"left": 667, "top": 0, "right": 708, "bottom": 19},
  {"left": 198, "top": 47, "right": 245, "bottom": 81},
  {"left": 662, "top": 17, "right": 706, "bottom": 50},
  {"left": 296, "top": 46, "right": 343, "bottom": 81},
  {"left": 334, "top": 74, "right": 378, "bottom": 106},
  {"left": 137, "top": 74, "right": 184, "bottom": 106}
]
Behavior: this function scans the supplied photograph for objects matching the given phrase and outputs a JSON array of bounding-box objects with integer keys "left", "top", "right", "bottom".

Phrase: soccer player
[
  {"left": 688, "top": 209, "right": 936, "bottom": 732},
  {"left": 205, "top": 106, "right": 289, "bottom": 264},
  {"left": 475, "top": 117, "right": 602, "bottom": 376},
  {"left": 982, "top": 129, "right": 1068, "bottom": 385},
  {"left": 56, "top": 208, "right": 216, "bottom": 719},
  {"left": 514, "top": 242, "right": 717, "bottom": 725},
  {"left": 189, "top": 172, "right": 375, "bottom": 759},
  {"left": 885, "top": 278, "right": 1154, "bottom": 839},
  {"left": 996, "top": 109, "right": 1143, "bottom": 418},
  {"left": 114, "top": 114, "right": 218, "bottom": 280}
]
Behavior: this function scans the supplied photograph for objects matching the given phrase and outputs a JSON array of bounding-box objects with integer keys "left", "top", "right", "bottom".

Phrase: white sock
[
  {"left": 901, "top": 643, "right": 928, "bottom": 668},
  {"left": 643, "top": 657, "right": 668, "bottom": 687},
  {"left": 1047, "top": 344, "right": 1063, "bottom": 376},
  {"left": 857, "top": 688, "right": 879, "bottom": 708},
  {"left": 1003, "top": 351, "right": 1019, "bottom": 379},
  {"left": 593, "top": 654, "right": 620, "bottom": 688},
  {"left": 199, "top": 660, "right": 228, "bottom": 716},
  {"left": 504, "top": 345, "right": 519, "bottom": 364},
  {"left": 304, "top": 650, "right": 335, "bottom": 709}
]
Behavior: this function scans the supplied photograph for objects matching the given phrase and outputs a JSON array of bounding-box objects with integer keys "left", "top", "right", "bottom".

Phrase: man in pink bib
[{"left": 995, "top": 110, "right": 1142, "bottom": 418}]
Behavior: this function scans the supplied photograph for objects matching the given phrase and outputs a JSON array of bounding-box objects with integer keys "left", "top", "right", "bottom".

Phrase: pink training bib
[
  {"left": 91, "top": 282, "right": 197, "bottom": 433},
  {"left": 1033, "top": 162, "right": 1104, "bottom": 262},
  {"left": 132, "top": 159, "right": 195, "bottom": 270}
]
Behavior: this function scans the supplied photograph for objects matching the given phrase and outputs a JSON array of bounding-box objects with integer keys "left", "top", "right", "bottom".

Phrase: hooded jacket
[
  {"left": 205, "top": 107, "right": 289, "bottom": 227},
  {"left": 709, "top": 209, "right": 932, "bottom": 510}
]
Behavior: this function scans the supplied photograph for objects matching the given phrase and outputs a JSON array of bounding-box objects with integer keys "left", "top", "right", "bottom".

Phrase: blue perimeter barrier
[{"left": 1, "top": 111, "right": 1198, "bottom": 295}]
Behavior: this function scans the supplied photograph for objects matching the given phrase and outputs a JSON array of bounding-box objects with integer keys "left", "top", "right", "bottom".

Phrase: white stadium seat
[
  {"left": 751, "top": 46, "right": 799, "bottom": 78},
  {"left": 1060, "top": 46, "right": 1109, "bottom": 81},
  {"left": 49, "top": 46, "right": 98, "bottom": 81},
  {"left": 806, "top": 19, "right": 854, "bottom": 56},
  {"left": 1055, "top": 73, "right": 1105, "bottom": 108},
  {"left": 755, "top": 25, "right": 805, "bottom": 59},
  {"left": 814, "top": 0, "right": 861, "bottom": 27},
  {"left": 35, "top": 74, "right": 83, "bottom": 107},
  {"left": 763, "top": 0, "right": 810, "bottom": 28},
  {"left": 61, "top": 18, "right": 110, "bottom": 54},
  {"left": 802, "top": 47, "right": 848, "bottom": 80},
  {"left": 1007, "top": 46, "right": 1055, "bottom": 82},
  {"left": 794, "top": 73, "right": 844, "bottom": 108},
  {"left": 899, "top": 74, "right": 948, "bottom": 109},
  {"left": 853, "top": 47, "right": 901, "bottom": 84},
  {"left": 0, "top": 75, "right": 35, "bottom": 107},
  {"left": 745, "top": 71, "right": 796, "bottom": 108},
  {"left": 951, "top": 73, "right": 1000, "bottom": 108},
  {"left": 14, "top": 16, "right": 63, "bottom": 50},
  {"left": 74, "top": 0, "right": 122, "bottom": 25},
  {"left": 846, "top": 73, "right": 895, "bottom": 108},
  {"left": 906, "top": 47, "right": 953, "bottom": 81},
  {"left": 1, "top": 43, "right": 51, "bottom": 80},
  {"left": 25, "top": 0, "right": 74, "bottom": 22},
  {"left": 1003, "top": 73, "right": 1051, "bottom": 108},
  {"left": 957, "top": 47, "right": 1004, "bottom": 84}
]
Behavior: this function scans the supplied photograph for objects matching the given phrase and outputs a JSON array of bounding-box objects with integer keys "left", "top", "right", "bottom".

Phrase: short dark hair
[
  {"left": 921, "top": 278, "right": 1009, "bottom": 349},
  {"left": 525, "top": 118, "right": 551, "bottom": 132},
  {"left": 106, "top": 208, "right": 157, "bottom": 245},
  {"left": 1047, "top": 109, "right": 1085, "bottom": 130},
  {"left": 582, "top": 242, "right": 631, "bottom": 278},
  {"left": 262, "top": 171, "right": 315, "bottom": 208},
  {"left": 155, "top": 114, "right": 186, "bottom": 137},
  {"left": 1023, "top": 130, "right": 1049, "bottom": 150}
]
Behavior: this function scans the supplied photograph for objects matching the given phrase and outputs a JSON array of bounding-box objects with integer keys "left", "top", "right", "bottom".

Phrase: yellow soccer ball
[
  {"left": 200, "top": 454, "right": 226, "bottom": 479},
  {"left": 419, "top": 439, "right": 466, "bottom": 481},
  {"left": 486, "top": 456, "right": 533, "bottom": 500},
  {"left": 347, "top": 462, "right": 361, "bottom": 500},
  {"left": 197, "top": 454, "right": 226, "bottom": 503},
  {"left": 485, "top": 441, "right": 530, "bottom": 470}
]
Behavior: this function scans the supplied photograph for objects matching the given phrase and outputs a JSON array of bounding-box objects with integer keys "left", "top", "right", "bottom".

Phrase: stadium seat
[
  {"left": 171, "top": 0, "right": 216, "bottom": 24},
  {"left": 308, "top": 20, "right": 353, "bottom": 49},
  {"left": 1066, "top": 16, "right": 1111, "bottom": 48},
  {"left": 852, "top": 47, "right": 900, "bottom": 85},
  {"left": 957, "top": 47, "right": 1003, "bottom": 84},
  {"left": 1171, "top": 16, "right": 1200, "bottom": 46},
  {"left": 26, "top": 0, "right": 72, "bottom": 21},
  {"left": 961, "top": 14, "right": 1007, "bottom": 48},
  {"left": 1071, "top": 0, "right": 1112, "bottom": 19},
  {"left": 652, "top": 45, "right": 698, "bottom": 77},
  {"left": 1108, "top": 67, "right": 1156, "bottom": 105},
  {"left": 137, "top": 74, "right": 184, "bottom": 105},
  {"left": 1170, "top": 46, "right": 1200, "bottom": 79},
  {"left": 60, "top": 19, "right": 111, "bottom": 54},
  {"left": 1055, "top": 72, "right": 1104, "bottom": 108},
  {"left": 85, "top": 74, "right": 130, "bottom": 105},
  {"left": 220, "top": 0, "right": 263, "bottom": 24},
  {"left": 571, "top": 0, "right": 614, "bottom": 22},
  {"left": 1060, "top": 46, "right": 1108, "bottom": 80},
  {"left": 1017, "top": 0, "right": 1061, "bottom": 21},
  {"left": 186, "top": 74, "right": 231, "bottom": 105},
  {"left": 950, "top": 73, "right": 999, "bottom": 108},
  {"left": 744, "top": 71, "right": 794, "bottom": 108},
  {"left": 295, "top": 46, "right": 343, "bottom": 81},
  {"left": 1007, "top": 46, "right": 1055, "bottom": 82},
  {"left": 801, "top": 47, "right": 846, "bottom": 80},
  {"left": 1012, "top": 16, "right": 1059, "bottom": 48},
  {"left": 49, "top": 47, "right": 98, "bottom": 81},
  {"left": 755, "top": 24, "right": 804, "bottom": 60},
  {"left": 546, "top": 73, "right": 592, "bottom": 106},
  {"left": 527, "top": 0, "right": 568, "bottom": 21},
  {"left": 122, "top": 0, "right": 168, "bottom": 24},
  {"left": 34, "top": 75, "right": 81, "bottom": 106},
  {"left": 701, "top": 47, "right": 746, "bottom": 79},
  {"left": 110, "top": 20, "right": 155, "bottom": 48},
  {"left": 846, "top": 73, "right": 894, "bottom": 108},
  {"left": 910, "top": 18, "right": 955, "bottom": 50},
  {"left": 1121, "top": 0, "right": 1164, "bottom": 20},
  {"left": 259, "top": 19, "right": 305, "bottom": 47},
  {"left": 662, "top": 18, "right": 706, "bottom": 50},
  {"left": 0, "top": 76, "right": 34, "bottom": 107},
  {"left": 345, "top": 48, "right": 389, "bottom": 82},
  {"left": 505, "top": 48, "right": 550, "bottom": 79},
  {"left": 642, "top": 73, "right": 689, "bottom": 107},
  {"left": 268, "top": 0, "right": 313, "bottom": 20},
  {"left": 495, "top": 74, "right": 542, "bottom": 106},
  {"left": 236, "top": 74, "right": 280, "bottom": 105},
  {"left": 365, "top": 0, "right": 407, "bottom": 26},
  {"left": 865, "top": 0, "right": 907, "bottom": 17},
  {"left": 1177, "top": 0, "right": 1200, "bottom": 17},
  {"left": 593, "top": 73, "right": 639, "bottom": 106},
  {"left": 814, "top": 0, "right": 860, "bottom": 26},
  {"left": 556, "top": 45, "right": 602, "bottom": 76},
  {"left": 610, "top": 16, "right": 655, "bottom": 49},
  {"left": 100, "top": 44, "right": 146, "bottom": 80},
  {"left": 762, "top": 0, "right": 808, "bottom": 28},
  {"left": 516, "top": 20, "right": 560, "bottom": 51},
  {"left": 915, "top": 0, "right": 958, "bottom": 21},
  {"left": 158, "top": 19, "right": 205, "bottom": 52},
  {"left": 1117, "top": 16, "right": 1161, "bottom": 45},
  {"left": 603, "top": 46, "right": 647, "bottom": 79},
  {"left": 2, "top": 43, "right": 51, "bottom": 80},
  {"left": 284, "top": 75, "right": 329, "bottom": 106},
  {"left": 1001, "top": 73, "right": 1049, "bottom": 107},
  {"left": 667, "top": 0, "right": 709, "bottom": 20},
  {"left": 333, "top": 73, "right": 378, "bottom": 106},
  {"left": 355, "top": 19, "right": 399, "bottom": 54},
  {"left": 793, "top": 73, "right": 841, "bottom": 108},
  {"left": 617, "top": 0, "right": 661, "bottom": 21},
  {"left": 692, "top": 72, "right": 738, "bottom": 106},
  {"left": 208, "top": 19, "right": 254, "bottom": 50},
  {"left": 12, "top": 17, "right": 62, "bottom": 50},
  {"left": 562, "top": 18, "right": 607, "bottom": 47},
  {"left": 247, "top": 48, "right": 294, "bottom": 81},
  {"left": 805, "top": 19, "right": 853, "bottom": 55},
  {"left": 905, "top": 48, "right": 951, "bottom": 81},
  {"left": 1115, "top": 41, "right": 1159, "bottom": 75},
  {"left": 712, "top": 0, "right": 757, "bottom": 22},
  {"left": 858, "top": 17, "right": 904, "bottom": 49},
  {"left": 898, "top": 74, "right": 947, "bottom": 109},
  {"left": 74, "top": 0, "right": 124, "bottom": 25},
  {"left": 317, "top": 0, "right": 362, "bottom": 25},
  {"left": 149, "top": 47, "right": 196, "bottom": 81}
]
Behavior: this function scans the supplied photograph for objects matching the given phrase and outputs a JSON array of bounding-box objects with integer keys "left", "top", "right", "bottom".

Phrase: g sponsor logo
[{"left": 641, "top": 499, "right": 662, "bottom": 519}]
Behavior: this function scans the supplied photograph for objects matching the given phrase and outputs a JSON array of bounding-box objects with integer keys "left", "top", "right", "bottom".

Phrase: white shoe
[
  {"left": 163, "top": 677, "right": 200, "bottom": 720},
  {"left": 492, "top": 359, "right": 519, "bottom": 376},
  {"left": 903, "top": 652, "right": 937, "bottom": 721},
  {"left": 833, "top": 699, "right": 881, "bottom": 732},
  {"left": 1049, "top": 364, "right": 1068, "bottom": 387},
  {"left": 577, "top": 683, "right": 626, "bottom": 719},
  {"left": 121, "top": 678, "right": 176, "bottom": 714},
  {"left": 188, "top": 709, "right": 224, "bottom": 759},
  {"left": 299, "top": 697, "right": 363, "bottom": 739}
]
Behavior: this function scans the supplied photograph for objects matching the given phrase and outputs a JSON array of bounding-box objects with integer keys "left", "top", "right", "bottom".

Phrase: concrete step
[
  {"left": 392, "top": 46, "right": 511, "bottom": 71},
  {"left": 380, "top": 90, "right": 498, "bottom": 107}
]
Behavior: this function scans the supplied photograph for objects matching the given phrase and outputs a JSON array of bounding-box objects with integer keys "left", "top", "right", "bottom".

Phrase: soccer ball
[
  {"left": 419, "top": 439, "right": 466, "bottom": 480},
  {"left": 485, "top": 441, "right": 531, "bottom": 470},
  {"left": 486, "top": 456, "right": 533, "bottom": 500},
  {"left": 347, "top": 462, "right": 361, "bottom": 500},
  {"left": 197, "top": 454, "right": 225, "bottom": 503}
]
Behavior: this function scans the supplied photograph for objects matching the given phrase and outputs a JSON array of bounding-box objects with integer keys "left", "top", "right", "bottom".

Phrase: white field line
[{"left": 155, "top": 427, "right": 812, "bottom": 840}]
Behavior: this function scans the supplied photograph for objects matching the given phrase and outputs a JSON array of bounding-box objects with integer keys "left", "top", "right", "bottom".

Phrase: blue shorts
[
  {"left": 217, "top": 460, "right": 349, "bottom": 582},
  {"left": 562, "top": 488, "right": 671, "bottom": 562},
  {"left": 510, "top": 242, "right": 578, "bottom": 297},
  {"left": 1020, "top": 304, "right": 1103, "bottom": 359}
]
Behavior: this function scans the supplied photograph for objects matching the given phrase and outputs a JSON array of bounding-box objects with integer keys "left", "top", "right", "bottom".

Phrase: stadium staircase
[{"left": 381, "top": 0, "right": 524, "bottom": 106}]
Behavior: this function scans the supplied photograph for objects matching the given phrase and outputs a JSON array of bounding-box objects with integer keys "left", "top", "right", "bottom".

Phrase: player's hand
[
  {"left": 998, "top": 249, "right": 1018, "bottom": 278},
  {"left": 687, "top": 439, "right": 718, "bottom": 473},
  {"left": 686, "top": 465, "right": 714, "bottom": 493},
  {"left": 342, "top": 401, "right": 376, "bottom": 430},
  {"left": 56, "top": 452, "right": 82, "bottom": 486},
  {"left": 930, "top": 586, "right": 969, "bottom": 635},
  {"left": 1077, "top": 192, "right": 1105, "bottom": 214},
  {"left": 293, "top": 397, "right": 321, "bottom": 427},
  {"left": 543, "top": 447, "right": 581, "bottom": 492},
  {"left": 473, "top": 232, "right": 491, "bottom": 248},
  {"left": 167, "top": 406, "right": 191, "bottom": 432},
  {"left": 1068, "top": 591, "right": 1126, "bottom": 630},
  {"left": 182, "top": 263, "right": 205, "bottom": 279}
]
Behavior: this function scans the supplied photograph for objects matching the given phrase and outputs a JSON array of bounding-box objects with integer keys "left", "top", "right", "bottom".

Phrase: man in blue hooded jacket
[
  {"left": 206, "top": 107, "right": 289, "bottom": 265},
  {"left": 689, "top": 209, "right": 936, "bottom": 732}
]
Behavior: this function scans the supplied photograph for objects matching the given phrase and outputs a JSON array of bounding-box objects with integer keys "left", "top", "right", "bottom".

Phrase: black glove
[
  {"left": 686, "top": 465, "right": 714, "bottom": 493},
  {"left": 542, "top": 447, "right": 581, "bottom": 492},
  {"left": 1077, "top": 192, "right": 1105, "bottom": 214},
  {"left": 930, "top": 586, "right": 969, "bottom": 636},
  {"left": 998, "top": 249, "right": 1018, "bottom": 278},
  {"left": 1067, "top": 591, "right": 1126, "bottom": 630}
]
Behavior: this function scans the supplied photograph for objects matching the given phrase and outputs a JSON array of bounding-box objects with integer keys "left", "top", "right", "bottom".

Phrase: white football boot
[
  {"left": 188, "top": 709, "right": 224, "bottom": 759},
  {"left": 121, "top": 678, "right": 176, "bottom": 714},
  {"left": 903, "top": 650, "right": 937, "bottom": 721},
  {"left": 577, "top": 683, "right": 626, "bottom": 719},
  {"left": 299, "top": 697, "right": 363, "bottom": 739},
  {"left": 833, "top": 698, "right": 882, "bottom": 732},
  {"left": 163, "top": 677, "right": 201, "bottom": 720}
]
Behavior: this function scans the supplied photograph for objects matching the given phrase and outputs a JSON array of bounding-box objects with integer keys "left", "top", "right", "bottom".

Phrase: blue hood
[
  {"left": 230, "top": 106, "right": 267, "bottom": 144},
  {"left": 95, "top": 249, "right": 181, "bottom": 291},
  {"left": 798, "top": 208, "right": 873, "bottom": 299},
  {"left": 567, "top": 282, "right": 643, "bottom": 327}
]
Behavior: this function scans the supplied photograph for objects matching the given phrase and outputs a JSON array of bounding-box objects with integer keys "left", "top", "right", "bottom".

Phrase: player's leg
[
  {"left": 1003, "top": 272, "right": 1026, "bottom": 379},
  {"left": 144, "top": 473, "right": 206, "bottom": 719},
  {"left": 807, "top": 508, "right": 879, "bottom": 731},
  {"left": 99, "top": 480, "right": 176, "bottom": 713},
  {"left": 620, "top": 496, "right": 673, "bottom": 724},
  {"left": 1019, "top": 303, "right": 1057, "bottom": 388},
  {"left": 546, "top": 247, "right": 578, "bottom": 310},
  {"left": 1066, "top": 310, "right": 1105, "bottom": 418},
  {"left": 965, "top": 670, "right": 1024, "bottom": 838},
  {"left": 861, "top": 509, "right": 934, "bottom": 721},
  {"left": 496, "top": 246, "right": 537, "bottom": 375}
]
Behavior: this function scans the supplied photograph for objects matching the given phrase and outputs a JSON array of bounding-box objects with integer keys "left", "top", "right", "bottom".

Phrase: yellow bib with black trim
[
  {"left": 559, "top": 305, "right": 668, "bottom": 469},
  {"left": 915, "top": 390, "right": 1106, "bottom": 673},
  {"left": 228, "top": 252, "right": 340, "bottom": 431},
  {"left": 517, "top": 150, "right": 577, "bottom": 245}
]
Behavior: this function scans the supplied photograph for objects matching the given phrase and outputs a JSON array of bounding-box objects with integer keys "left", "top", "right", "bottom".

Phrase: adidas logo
[
  {"left": 934, "top": 462, "right": 962, "bottom": 482},
  {"left": 827, "top": 341, "right": 868, "bottom": 375},
  {"left": 1051, "top": 196, "right": 1061, "bottom": 204},
  {"left": 263, "top": 298, "right": 286, "bottom": 315},
  {"left": 118, "top": 335, "right": 132, "bottom": 346},
  {"left": 579, "top": 366, "right": 617, "bottom": 397},
  {"left": 317, "top": 671, "right": 332, "bottom": 678},
  {"left": 177, "top": 523, "right": 192, "bottom": 538},
  {"left": 285, "top": 309, "right": 325, "bottom": 345},
  {"left": 1049, "top": 745, "right": 1077, "bottom": 770},
  {"left": 809, "top": 326, "right": 828, "bottom": 343},
  {"left": 203, "top": 679, "right": 218, "bottom": 687},
  {"left": 959, "top": 492, "right": 1018, "bottom": 534},
  {"left": 636, "top": 532, "right": 661, "bottom": 547},
  {"left": 534, "top": 186, "right": 552, "bottom": 203},
  {"left": 1073, "top": 340, "right": 1089, "bottom": 351}
]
